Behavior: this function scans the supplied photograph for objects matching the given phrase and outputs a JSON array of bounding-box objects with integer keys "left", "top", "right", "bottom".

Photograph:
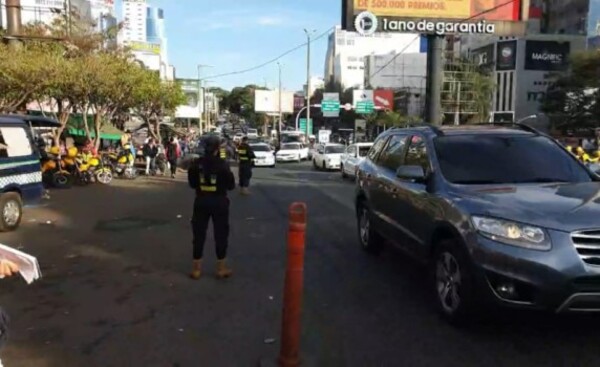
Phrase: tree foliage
[
  {"left": 0, "top": 14, "right": 184, "bottom": 148},
  {"left": 221, "top": 84, "right": 268, "bottom": 127},
  {"left": 541, "top": 51, "right": 600, "bottom": 129}
]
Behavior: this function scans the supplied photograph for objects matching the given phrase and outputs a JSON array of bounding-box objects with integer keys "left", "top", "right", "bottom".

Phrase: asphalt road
[{"left": 1, "top": 161, "right": 600, "bottom": 366}]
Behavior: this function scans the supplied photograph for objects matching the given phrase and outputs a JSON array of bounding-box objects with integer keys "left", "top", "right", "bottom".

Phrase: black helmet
[{"left": 203, "top": 135, "right": 220, "bottom": 154}]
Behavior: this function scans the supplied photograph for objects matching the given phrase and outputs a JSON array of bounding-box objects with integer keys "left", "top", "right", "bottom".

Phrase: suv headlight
[{"left": 471, "top": 216, "right": 551, "bottom": 251}]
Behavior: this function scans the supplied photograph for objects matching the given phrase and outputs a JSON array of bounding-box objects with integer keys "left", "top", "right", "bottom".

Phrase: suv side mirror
[{"left": 396, "top": 165, "right": 426, "bottom": 181}]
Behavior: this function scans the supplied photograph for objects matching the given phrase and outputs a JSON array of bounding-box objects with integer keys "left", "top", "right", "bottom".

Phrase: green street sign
[
  {"left": 322, "top": 93, "right": 340, "bottom": 118},
  {"left": 321, "top": 100, "right": 340, "bottom": 112},
  {"left": 356, "top": 101, "right": 375, "bottom": 114},
  {"left": 299, "top": 118, "right": 313, "bottom": 135}
]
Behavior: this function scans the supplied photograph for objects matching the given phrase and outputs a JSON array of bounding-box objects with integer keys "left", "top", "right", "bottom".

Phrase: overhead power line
[
  {"left": 368, "top": 0, "right": 519, "bottom": 79},
  {"left": 204, "top": 26, "right": 334, "bottom": 80}
]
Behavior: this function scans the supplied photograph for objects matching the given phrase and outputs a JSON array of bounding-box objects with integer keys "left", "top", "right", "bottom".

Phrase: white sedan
[
  {"left": 312, "top": 143, "right": 346, "bottom": 170},
  {"left": 276, "top": 143, "right": 308, "bottom": 163},
  {"left": 250, "top": 143, "right": 275, "bottom": 167},
  {"left": 340, "top": 142, "right": 373, "bottom": 178}
]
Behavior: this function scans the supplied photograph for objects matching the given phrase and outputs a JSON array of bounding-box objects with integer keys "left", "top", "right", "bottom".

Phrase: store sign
[
  {"left": 343, "top": 0, "right": 525, "bottom": 36},
  {"left": 471, "top": 44, "right": 494, "bottom": 68},
  {"left": 524, "top": 41, "right": 570, "bottom": 71},
  {"left": 496, "top": 40, "right": 517, "bottom": 71}
]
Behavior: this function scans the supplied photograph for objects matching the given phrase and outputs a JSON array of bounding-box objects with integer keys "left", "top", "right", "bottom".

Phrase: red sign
[{"left": 374, "top": 89, "right": 394, "bottom": 111}]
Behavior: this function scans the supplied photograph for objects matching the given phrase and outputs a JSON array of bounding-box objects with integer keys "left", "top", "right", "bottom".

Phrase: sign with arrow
[{"left": 374, "top": 89, "right": 394, "bottom": 111}]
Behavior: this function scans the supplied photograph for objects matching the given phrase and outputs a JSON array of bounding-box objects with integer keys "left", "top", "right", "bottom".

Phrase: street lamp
[
  {"left": 277, "top": 62, "right": 283, "bottom": 146},
  {"left": 197, "top": 64, "right": 213, "bottom": 134},
  {"left": 303, "top": 28, "right": 316, "bottom": 137}
]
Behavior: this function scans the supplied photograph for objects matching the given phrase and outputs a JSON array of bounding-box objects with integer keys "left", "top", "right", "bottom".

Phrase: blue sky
[{"left": 119, "top": 0, "right": 341, "bottom": 91}]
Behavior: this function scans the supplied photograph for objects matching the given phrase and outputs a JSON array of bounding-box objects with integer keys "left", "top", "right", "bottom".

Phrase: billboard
[
  {"left": 496, "top": 40, "right": 517, "bottom": 71},
  {"left": 254, "top": 90, "right": 294, "bottom": 113},
  {"left": 471, "top": 44, "right": 494, "bottom": 68},
  {"left": 343, "top": 0, "right": 525, "bottom": 36},
  {"left": 175, "top": 79, "right": 200, "bottom": 119},
  {"left": 524, "top": 41, "right": 570, "bottom": 71},
  {"left": 374, "top": 89, "right": 394, "bottom": 110},
  {"left": 127, "top": 41, "right": 161, "bottom": 55}
]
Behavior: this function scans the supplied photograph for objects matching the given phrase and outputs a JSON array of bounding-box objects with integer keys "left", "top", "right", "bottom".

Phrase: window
[
  {"left": 404, "top": 135, "right": 430, "bottom": 173},
  {"left": 377, "top": 134, "right": 409, "bottom": 170},
  {"left": 251, "top": 145, "right": 270, "bottom": 152},
  {"left": 367, "top": 136, "right": 388, "bottom": 161},
  {"left": 358, "top": 145, "right": 371, "bottom": 157},
  {"left": 0, "top": 127, "right": 33, "bottom": 158},
  {"left": 282, "top": 143, "right": 301, "bottom": 150},
  {"left": 433, "top": 135, "right": 592, "bottom": 184},
  {"left": 325, "top": 145, "right": 345, "bottom": 154}
]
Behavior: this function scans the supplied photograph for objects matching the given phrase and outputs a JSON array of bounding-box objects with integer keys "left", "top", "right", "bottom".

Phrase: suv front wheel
[
  {"left": 432, "top": 240, "right": 477, "bottom": 324},
  {"left": 356, "top": 201, "right": 383, "bottom": 254}
]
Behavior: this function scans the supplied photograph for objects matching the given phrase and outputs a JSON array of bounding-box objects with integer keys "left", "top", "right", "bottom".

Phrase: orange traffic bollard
[{"left": 278, "top": 202, "right": 307, "bottom": 367}]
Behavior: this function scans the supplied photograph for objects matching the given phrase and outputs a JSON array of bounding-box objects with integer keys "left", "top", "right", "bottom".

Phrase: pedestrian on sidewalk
[
  {"left": 237, "top": 136, "right": 256, "bottom": 195},
  {"left": 166, "top": 137, "right": 181, "bottom": 178},
  {"left": 187, "top": 135, "right": 236, "bottom": 280},
  {"left": 143, "top": 138, "right": 158, "bottom": 175}
]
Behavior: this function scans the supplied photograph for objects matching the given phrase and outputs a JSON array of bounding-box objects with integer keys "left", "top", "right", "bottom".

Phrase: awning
[{"left": 68, "top": 126, "right": 123, "bottom": 141}]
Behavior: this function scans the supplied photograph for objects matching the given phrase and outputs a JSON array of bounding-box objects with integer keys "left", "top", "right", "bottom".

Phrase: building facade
[
  {"left": 90, "top": 0, "right": 116, "bottom": 32},
  {"left": 1, "top": 0, "right": 94, "bottom": 29},
  {"left": 120, "top": 0, "right": 173, "bottom": 80},
  {"left": 324, "top": 26, "right": 425, "bottom": 90},
  {"left": 303, "top": 76, "right": 325, "bottom": 97}
]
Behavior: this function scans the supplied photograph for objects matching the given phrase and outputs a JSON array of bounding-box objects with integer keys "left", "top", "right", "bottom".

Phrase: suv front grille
[{"left": 572, "top": 231, "right": 600, "bottom": 266}]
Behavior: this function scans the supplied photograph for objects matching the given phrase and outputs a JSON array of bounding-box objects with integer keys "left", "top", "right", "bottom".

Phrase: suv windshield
[
  {"left": 282, "top": 143, "right": 301, "bottom": 150},
  {"left": 325, "top": 145, "right": 345, "bottom": 154},
  {"left": 434, "top": 135, "right": 593, "bottom": 184},
  {"left": 251, "top": 145, "right": 270, "bottom": 152}
]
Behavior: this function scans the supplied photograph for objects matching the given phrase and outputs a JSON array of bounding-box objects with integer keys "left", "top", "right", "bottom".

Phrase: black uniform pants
[
  {"left": 238, "top": 163, "right": 252, "bottom": 188},
  {"left": 191, "top": 196, "right": 230, "bottom": 260},
  {"left": 169, "top": 159, "right": 178, "bottom": 175}
]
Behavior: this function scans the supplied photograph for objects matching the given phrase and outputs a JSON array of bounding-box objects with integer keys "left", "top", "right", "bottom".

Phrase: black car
[{"left": 356, "top": 123, "right": 600, "bottom": 323}]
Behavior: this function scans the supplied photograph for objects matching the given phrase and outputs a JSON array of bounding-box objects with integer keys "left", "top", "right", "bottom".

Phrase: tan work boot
[
  {"left": 216, "top": 259, "right": 233, "bottom": 279},
  {"left": 241, "top": 187, "right": 250, "bottom": 196},
  {"left": 190, "top": 259, "right": 202, "bottom": 280}
]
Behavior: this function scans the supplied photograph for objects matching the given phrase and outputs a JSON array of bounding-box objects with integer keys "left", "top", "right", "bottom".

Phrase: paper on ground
[{"left": 0, "top": 244, "right": 41, "bottom": 284}]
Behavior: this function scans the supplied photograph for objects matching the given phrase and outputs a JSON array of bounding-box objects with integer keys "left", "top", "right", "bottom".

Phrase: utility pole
[
  {"left": 454, "top": 81, "right": 461, "bottom": 126},
  {"left": 5, "top": 0, "right": 22, "bottom": 47},
  {"left": 425, "top": 35, "right": 443, "bottom": 125},
  {"left": 277, "top": 62, "right": 283, "bottom": 147},
  {"left": 197, "top": 64, "right": 212, "bottom": 134},
  {"left": 304, "top": 29, "right": 315, "bottom": 137}
]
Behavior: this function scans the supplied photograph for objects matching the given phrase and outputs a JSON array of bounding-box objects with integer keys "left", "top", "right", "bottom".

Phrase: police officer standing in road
[
  {"left": 188, "top": 135, "right": 236, "bottom": 280},
  {"left": 237, "top": 137, "right": 256, "bottom": 195}
]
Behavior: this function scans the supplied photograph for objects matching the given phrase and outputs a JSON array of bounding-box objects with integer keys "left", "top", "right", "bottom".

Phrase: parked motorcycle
[
  {"left": 105, "top": 148, "right": 137, "bottom": 179},
  {"left": 40, "top": 146, "right": 72, "bottom": 189}
]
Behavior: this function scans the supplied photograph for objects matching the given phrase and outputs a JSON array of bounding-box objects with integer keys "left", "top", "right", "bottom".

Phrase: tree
[
  {"left": 222, "top": 84, "right": 268, "bottom": 127},
  {"left": 378, "top": 111, "right": 408, "bottom": 127},
  {"left": 541, "top": 51, "right": 600, "bottom": 129},
  {"left": 131, "top": 71, "right": 186, "bottom": 142},
  {"left": 0, "top": 43, "right": 58, "bottom": 113}
]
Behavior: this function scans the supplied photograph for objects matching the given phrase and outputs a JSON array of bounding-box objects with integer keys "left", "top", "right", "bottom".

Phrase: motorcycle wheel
[
  {"left": 52, "top": 172, "right": 72, "bottom": 189},
  {"left": 96, "top": 169, "right": 113, "bottom": 184}
]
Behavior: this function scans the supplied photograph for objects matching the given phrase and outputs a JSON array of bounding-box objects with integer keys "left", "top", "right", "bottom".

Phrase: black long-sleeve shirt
[{"left": 188, "top": 156, "right": 235, "bottom": 197}]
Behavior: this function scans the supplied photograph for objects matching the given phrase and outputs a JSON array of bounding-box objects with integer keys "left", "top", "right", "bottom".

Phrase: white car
[
  {"left": 246, "top": 128, "right": 259, "bottom": 139},
  {"left": 312, "top": 143, "right": 346, "bottom": 170},
  {"left": 340, "top": 142, "right": 373, "bottom": 178},
  {"left": 276, "top": 143, "right": 308, "bottom": 162},
  {"left": 250, "top": 143, "right": 275, "bottom": 167}
]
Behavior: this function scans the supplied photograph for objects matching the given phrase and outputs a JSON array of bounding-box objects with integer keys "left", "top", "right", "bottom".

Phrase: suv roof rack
[
  {"left": 471, "top": 122, "right": 544, "bottom": 135},
  {"left": 389, "top": 123, "right": 444, "bottom": 136}
]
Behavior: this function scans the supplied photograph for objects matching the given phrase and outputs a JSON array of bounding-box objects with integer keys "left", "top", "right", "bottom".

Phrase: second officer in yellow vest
[{"left": 237, "top": 137, "right": 256, "bottom": 195}]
